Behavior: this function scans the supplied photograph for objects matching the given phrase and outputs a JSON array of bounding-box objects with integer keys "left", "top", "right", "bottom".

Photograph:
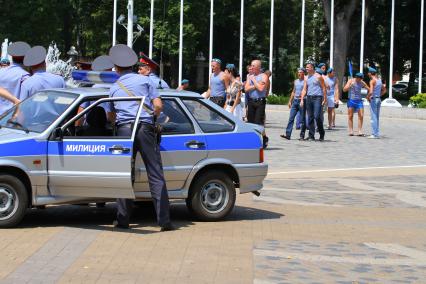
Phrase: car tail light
[{"left": 259, "top": 148, "right": 264, "bottom": 163}]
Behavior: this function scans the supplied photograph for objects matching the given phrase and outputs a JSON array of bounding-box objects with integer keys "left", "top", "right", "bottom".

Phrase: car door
[
  {"left": 46, "top": 97, "right": 144, "bottom": 199},
  {"left": 133, "top": 98, "right": 208, "bottom": 193}
]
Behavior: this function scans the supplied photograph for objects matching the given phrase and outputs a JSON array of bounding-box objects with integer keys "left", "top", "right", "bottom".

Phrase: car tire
[
  {"left": 0, "top": 174, "right": 28, "bottom": 228},
  {"left": 187, "top": 170, "right": 236, "bottom": 221}
]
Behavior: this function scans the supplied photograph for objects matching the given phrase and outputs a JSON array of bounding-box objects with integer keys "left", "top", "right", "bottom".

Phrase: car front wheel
[
  {"left": 0, "top": 175, "right": 28, "bottom": 228},
  {"left": 187, "top": 170, "right": 236, "bottom": 221}
]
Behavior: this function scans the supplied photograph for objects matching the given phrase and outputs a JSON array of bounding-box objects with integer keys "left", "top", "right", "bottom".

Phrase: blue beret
[
  {"left": 92, "top": 55, "right": 114, "bottom": 71},
  {"left": 225, "top": 63, "right": 235, "bottom": 69},
  {"left": 355, "top": 72, "right": 364, "bottom": 78},
  {"left": 318, "top": 63, "right": 326, "bottom": 68},
  {"left": 8, "top": 41, "right": 31, "bottom": 57},
  {"left": 24, "top": 46, "right": 47, "bottom": 67},
  {"left": 327, "top": 68, "right": 333, "bottom": 74},
  {"left": 315, "top": 67, "right": 324, "bottom": 75},
  {"left": 298, "top": 67, "right": 306, "bottom": 72},
  {"left": 368, "top": 67, "right": 377, "bottom": 74},
  {"left": 109, "top": 44, "right": 138, "bottom": 68},
  {"left": 0, "top": 58, "right": 10, "bottom": 64},
  {"left": 181, "top": 79, "right": 189, "bottom": 84}
]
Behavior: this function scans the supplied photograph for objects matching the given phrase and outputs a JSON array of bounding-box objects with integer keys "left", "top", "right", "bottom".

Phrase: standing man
[
  {"left": 0, "top": 41, "right": 30, "bottom": 114},
  {"left": 177, "top": 79, "right": 189, "bottom": 91},
  {"left": 138, "top": 53, "right": 170, "bottom": 89},
  {"left": 20, "top": 46, "right": 66, "bottom": 101},
  {"left": 325, "top": 68, "right": 340, "bottom": 129},
  {"left": 367, "top": 67, "right": 386, "bottom": 139},
  {"left": 300, "top": 63, "right": 327, "bottom": 141},
  {"left": 245, "top": 59, "right": 270, "bottom": 148},
  {"left": 281, "top": 68, "right": 306, "bottom": 140},
  {"left": 205, "top": 58, "right": 229, "bottom": 107},
  {"left": 107, "top": 44, "right": 174, "bottom": 231}
]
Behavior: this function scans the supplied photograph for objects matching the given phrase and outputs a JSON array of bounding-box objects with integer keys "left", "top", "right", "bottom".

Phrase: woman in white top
[{"left": 224, "top": 64, "right": 243, "bottom": 120}]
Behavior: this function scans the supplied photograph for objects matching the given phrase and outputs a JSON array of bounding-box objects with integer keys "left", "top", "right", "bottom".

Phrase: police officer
[
  {"left": 137, "top": 53, "right": 170, "bottom": 89},
  {"left": 0, "top": 41, "right": 30, "bottom": 114},
  {"left": 107, "top": 44, "right": 174, "bottom": 231},
  {"left": 20, "top": 46, "right": 66, "bottom": 100}
]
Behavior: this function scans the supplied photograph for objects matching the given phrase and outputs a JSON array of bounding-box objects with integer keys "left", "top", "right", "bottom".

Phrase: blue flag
[{"left": 348, "top": 59, "right": 353, "bottom": 78}]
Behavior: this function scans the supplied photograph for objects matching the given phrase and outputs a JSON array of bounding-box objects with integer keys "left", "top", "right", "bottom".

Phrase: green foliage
[
  {"left": 266, "top": 94, "right": 289, "bottom": 105},
  {"left": 409, "top": 93, "right": 426, "bottom": 108}
]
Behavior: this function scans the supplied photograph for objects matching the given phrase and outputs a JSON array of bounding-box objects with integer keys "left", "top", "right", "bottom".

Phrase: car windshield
[{"left": 0, "top": 91, "right": 77, "bottom": 133}]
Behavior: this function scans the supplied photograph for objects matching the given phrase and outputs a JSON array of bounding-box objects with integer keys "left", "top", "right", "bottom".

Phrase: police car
[{"left": 0, "top": 71, "right": 268, "bottom": 227}]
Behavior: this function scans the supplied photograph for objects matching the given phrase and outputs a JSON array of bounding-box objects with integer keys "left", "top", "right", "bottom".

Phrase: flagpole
[
  {"left": 300, "top": 0, "right": 305, "bottom": 67},
  {"left": 209, "top": 0, "right": 214, "bottom": 80},
  {"left": 330, "top": 0, "right": 334, "bottom": 67},
  {"left": 149, "top": 0, "right": 154, "bottom": 58},
  {"left": 127, "top": 0, "right": 134, "bottom": 48},
  {"left": 269, "top": 0, "right": 274, "bottom": 93},
  {"left": 419, "top": 0, "right": 424, "bottom": 94},
  {"left": 113, "top": 0, "right": 117, "bottom": 46},
  {"left": 360, "top": 0, "right": 365, "bottom": 72},
  {"left": 239, "top": 0, "right": 244, "bottom": 77},
  {"left": 178, "top": 0, "right": 184, "bottom": 85}
]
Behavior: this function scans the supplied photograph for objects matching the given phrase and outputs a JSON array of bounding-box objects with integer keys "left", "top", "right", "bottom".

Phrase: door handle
[
  {"left": 185, "top": 140, "right": 205, "bottom": 149},
  {"left": 109, "top": 145, "right": 131, "bottom": 154}
]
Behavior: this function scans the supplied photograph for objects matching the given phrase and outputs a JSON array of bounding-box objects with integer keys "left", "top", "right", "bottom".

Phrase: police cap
[
  {"left": 7, "top": 41, "right": 31, "bottom": 57},
  {"left": 139, "top": 52, "right": 159, "bottom": 70},
  {"left": 92, "top": 55, "right": 114, "bottom": 71},
  {"left": 109, "top": 44, "right": 138, "bottom": 68},
  {"left": 24, "top": 46, "right": 47, "bottom": 67}
]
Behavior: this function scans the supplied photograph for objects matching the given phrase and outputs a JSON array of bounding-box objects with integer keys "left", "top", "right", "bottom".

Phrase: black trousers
[
  {"left": 247, "top": 99, "right": 266, "bottom": 125},
  {"left": 116, "top": 123, "right": 171, "bottom": 227},
  {"left": 210, "top": 96, "right": 226, "bottom": 108}
]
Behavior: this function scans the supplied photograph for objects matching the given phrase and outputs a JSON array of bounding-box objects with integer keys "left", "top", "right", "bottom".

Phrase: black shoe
[
  {"left": 319, "top": 136, "right": 325, "bottom": 141},
  {"left": 160, "top": 223, "right": 176, "bottom": 232},
  {"left": 263, "top": 136, "right": 269, "bottom": 149},
  {"left": 113, "top": 220, "right": 129, "bottom": 229},
  {"left": 280, "top": 134, "right": 290, "bottom": 140}
]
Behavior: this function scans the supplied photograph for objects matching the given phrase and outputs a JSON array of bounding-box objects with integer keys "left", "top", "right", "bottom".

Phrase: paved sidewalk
[{"left": 1, "top": 110, "right": 426, "bottom": 283}]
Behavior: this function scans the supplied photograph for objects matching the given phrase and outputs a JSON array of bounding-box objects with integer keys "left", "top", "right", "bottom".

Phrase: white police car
[{"left": 0, "top": 72, "right": 268, "bottom": 227}]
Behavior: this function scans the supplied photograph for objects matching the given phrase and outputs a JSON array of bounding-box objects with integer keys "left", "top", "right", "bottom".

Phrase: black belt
[
  {"left": 248, "top": 97, "right": 266, "bottom": 102},
  {"left": 211, "top": 96, "right": 225, "bottom": 102}
]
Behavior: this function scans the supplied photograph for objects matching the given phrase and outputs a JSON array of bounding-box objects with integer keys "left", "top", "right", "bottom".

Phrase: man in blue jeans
[
  {"left": 300, "top": 63, "right": 327, "bottom": 141},
  {"left": 367, "top": 67, "right": 386, "bottom": 139},
  {"left": 281, "top": 68, "right": 306, "bottom": 140}
]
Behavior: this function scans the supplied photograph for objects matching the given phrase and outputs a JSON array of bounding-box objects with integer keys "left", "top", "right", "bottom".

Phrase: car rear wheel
[
  {"left": 0, "top": 175, "right": 28, "bottom": 228},
  {"left": 186, "top": 170, "right": 236, "bottom": 221}
]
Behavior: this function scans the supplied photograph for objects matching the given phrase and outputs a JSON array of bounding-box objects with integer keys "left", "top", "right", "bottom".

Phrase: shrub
[
  {"left": 266, "top": 94, "right": 289, "bottom": 105},
  {"left": 409, "top": 93, "right": 426, "bottom": 108}
]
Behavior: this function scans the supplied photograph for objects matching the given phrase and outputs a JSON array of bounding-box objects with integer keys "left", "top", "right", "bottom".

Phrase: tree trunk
[{"left": 322, "top": 0, "right": 360, "bottom": 95}]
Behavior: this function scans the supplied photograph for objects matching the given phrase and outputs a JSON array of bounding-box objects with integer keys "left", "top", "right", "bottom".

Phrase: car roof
[{"left": 44, "top": 87, "right": 202, "bottom": 99}]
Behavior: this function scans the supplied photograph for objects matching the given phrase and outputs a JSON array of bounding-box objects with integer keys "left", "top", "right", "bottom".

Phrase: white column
[
  {"left": 127, "top": 0, "right": 134, "bottom": 48},
  {"left": 149, "top": 0, "right": 154, "bottom": 58},
  {"left": 113, "top": 0, "right": 117, "bottom": 46},
  {"left": 300, "top": 0, "right": 305, "bottom": 67},
  {"left": 382, "top": 0, "right": 402, "bottom": 107},
  {"left": 419, "top": 0, "right": 424, "bottom": 94},
  {"left": 360, "top": 0, "right": 366, "bottom": 72},
  {"left": 178, "top": 0, "right": 184, "bottom": 84},
  {"left": 269, "top": 0, "right": 274, "bottom": 93},
  {"left": 239, "top": 0, "right": 244, "bottom": 76},
  {"left": 330, "top": 0, "right": 334, "bottom": 67},
  {"left": 209, "top": 0, "right": 214, "bottom": 79}
]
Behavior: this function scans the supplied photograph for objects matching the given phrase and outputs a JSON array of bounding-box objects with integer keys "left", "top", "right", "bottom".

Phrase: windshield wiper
[{"left": 6, "top": 120, "right": 30, "bottom": 134}]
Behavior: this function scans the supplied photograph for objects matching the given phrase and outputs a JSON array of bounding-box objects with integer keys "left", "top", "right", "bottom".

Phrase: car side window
[
  {"left": 159, "top": 99, "right": 194, "bottom": 135},
  {"left": 182, "top": 99, "right": 235, "bottom": 133}
]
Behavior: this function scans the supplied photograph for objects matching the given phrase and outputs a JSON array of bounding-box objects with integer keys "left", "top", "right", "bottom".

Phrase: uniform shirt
[
  {"left": 326, "top": 76, "right": 336, "bottom": 97},
  {"left": 0, "top": 63, "right": 29, "bottom": 113},
  {"left": 149, "top": 73, "right": 170, "bottom": 89},
  {"left": 107, "top": 72, "right": 159, "bottom": 125},
  {"left": 294, "top": 79, "right": 304, "bottom": 99},
  {"left": 306, "top": 74, "right": 323, "bottom": 97},
  {"left": 372, "top": 78, "right": 382, "bottom": 98},
  {"left": 20, "top": 70, "right": 65, "bottom": 101},
  {"left": 349, "top": 80, "right": 363, "bottom": 101},
  {"left": 210, "top": 72, "right": 226, "bottom": 98},
  {"left": 247, "top": 73, "right": 267, "bottom": 99}
]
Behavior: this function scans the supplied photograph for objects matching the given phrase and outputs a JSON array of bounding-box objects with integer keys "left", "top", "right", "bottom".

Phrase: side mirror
[{"left": 54, "top": 127, "right": 63, "bottom": 140}]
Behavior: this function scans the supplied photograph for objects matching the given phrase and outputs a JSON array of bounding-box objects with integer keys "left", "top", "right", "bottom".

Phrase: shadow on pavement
[{"left": 226, "top": 205, "right": 284, "bottom": 221}]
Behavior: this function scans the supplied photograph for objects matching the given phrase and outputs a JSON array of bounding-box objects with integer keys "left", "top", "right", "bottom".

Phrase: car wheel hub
[
  {"left": 0, "top": 187, "right": 18, "bottom": 219},
  {"left": 200, "top": 182, "right": 229, "bottom": 213}
]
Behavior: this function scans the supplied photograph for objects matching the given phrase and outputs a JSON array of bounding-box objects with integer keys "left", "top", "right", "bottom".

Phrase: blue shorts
[{"left": 347, "top": 99, "right": 363, "bottom": 111}]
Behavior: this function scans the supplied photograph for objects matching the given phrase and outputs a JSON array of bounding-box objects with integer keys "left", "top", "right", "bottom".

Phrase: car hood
[{"left": 0, "top": 127, "right": 40, "bottom": 143}]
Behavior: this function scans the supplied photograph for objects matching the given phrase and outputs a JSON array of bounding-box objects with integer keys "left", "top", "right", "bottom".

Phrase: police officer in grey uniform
[{"left": 106, "top": 44, "right": 174, "bottom": 231}]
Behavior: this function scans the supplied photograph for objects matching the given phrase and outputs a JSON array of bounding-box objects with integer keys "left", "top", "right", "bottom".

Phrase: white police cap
[
  {"left": 92, "top": 55, "right": 114, "bottom": 71},
  {"left": 7, "top": 41, "right": 31, "bottom": 57},
  {"left": 109, "top": 44, "right": 138, "bottom": 68},
  {"left": 24, "top": 46, "right": 47, "bottom": 67}
]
